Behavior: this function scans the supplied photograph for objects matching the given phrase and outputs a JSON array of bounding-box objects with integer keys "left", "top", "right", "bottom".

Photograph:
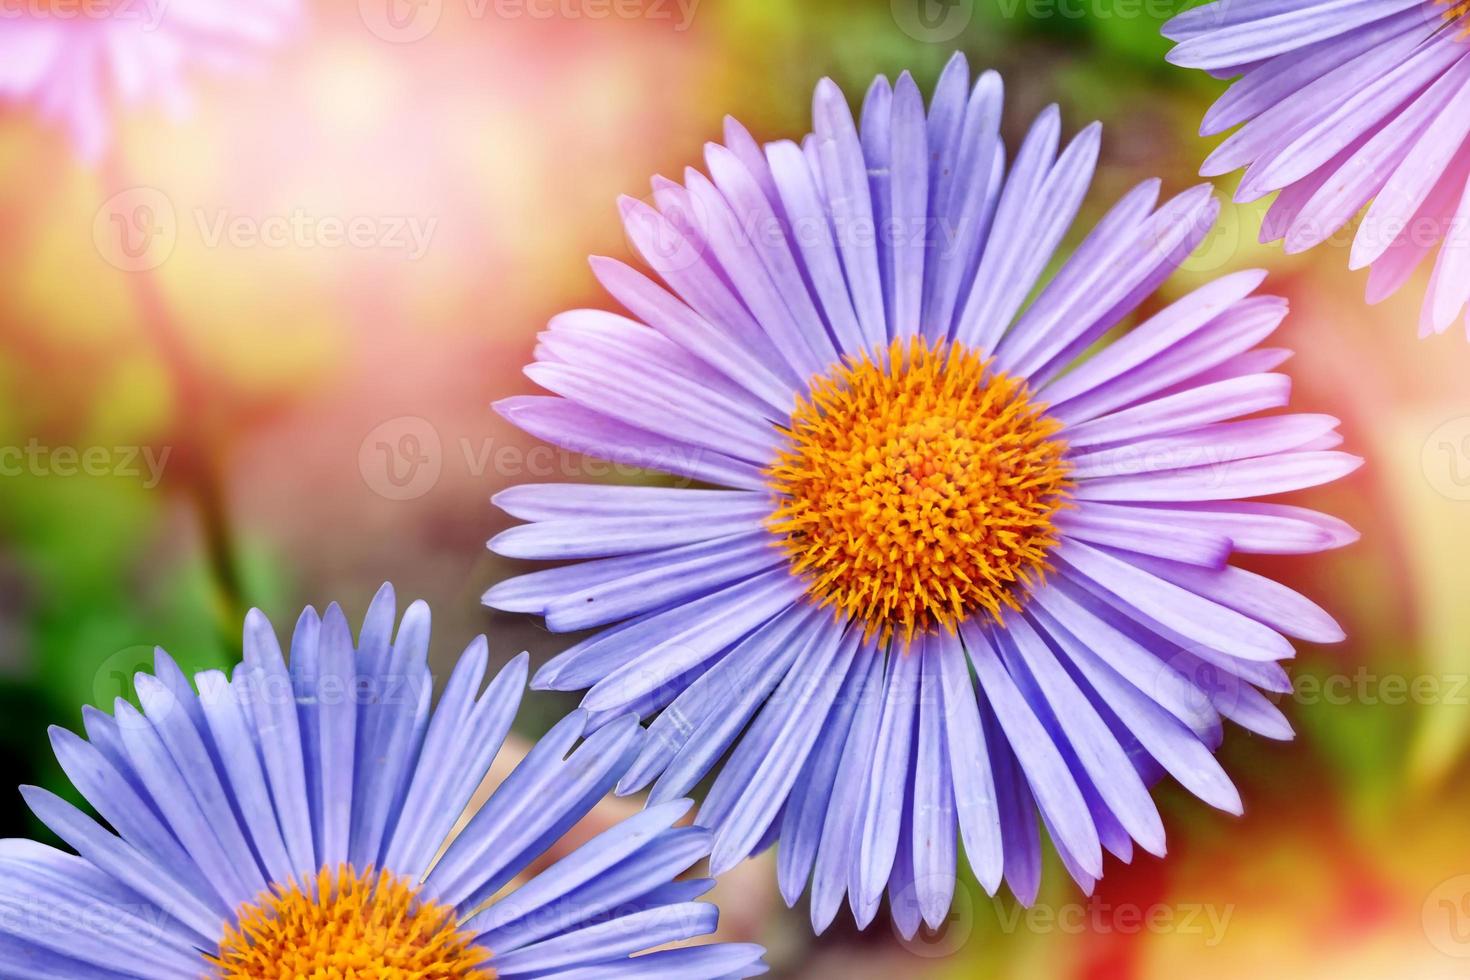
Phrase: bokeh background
[{"left": 3, "top": 0, "right": 1470, "bottom": 976}]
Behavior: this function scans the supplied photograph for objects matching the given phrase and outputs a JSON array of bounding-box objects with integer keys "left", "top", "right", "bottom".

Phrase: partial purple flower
[
  {"left": 486, "top": 54, "right": 1360, "bottom": 936},
  {"left": 1165, "top": 0, "right": 1470, "bottom": 337},
  {"left": 0, "top": 586, "right": 767, "bottom": 979}
]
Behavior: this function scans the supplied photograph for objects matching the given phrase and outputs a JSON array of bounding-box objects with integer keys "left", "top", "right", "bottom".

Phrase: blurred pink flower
[{"left": 0, "top": 0, "right": 298, "bottom": 162}]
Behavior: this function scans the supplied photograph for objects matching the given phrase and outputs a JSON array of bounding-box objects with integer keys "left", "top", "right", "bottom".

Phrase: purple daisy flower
[
  {"left": 1164, "top": 0, "right": 1470, "bottom": 338},
  {"left": 0, "top": 586, "right": 767, "bottom": 979},
  {"left": 486, "top": 54, "right": 1360, "bottom": 935}
]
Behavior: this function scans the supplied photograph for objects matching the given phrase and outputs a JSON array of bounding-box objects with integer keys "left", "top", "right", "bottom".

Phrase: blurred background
[{"left": 3, "top": 0, "right": 1470, "bottom": 976}]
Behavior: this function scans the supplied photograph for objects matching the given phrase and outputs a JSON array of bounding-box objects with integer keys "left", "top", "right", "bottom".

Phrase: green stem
[{"left": 99, "top": 152, "right": 245, "bottom": 657}]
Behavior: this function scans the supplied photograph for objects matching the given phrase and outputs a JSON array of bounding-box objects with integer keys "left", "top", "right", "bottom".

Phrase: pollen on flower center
[
  {"left": 765, "top": 337, "right": 1071, "bottom": 646},
  {"left": 1439, "top": 0, "right": 1470, "bottom": 36},
  {"left": 210, "top": 865, "right": 494, "bottom": 980}
]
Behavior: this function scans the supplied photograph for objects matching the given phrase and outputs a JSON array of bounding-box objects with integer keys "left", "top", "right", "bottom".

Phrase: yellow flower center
[
  {"left": 1439, "top": 0, "right": 1470, "bottom": 36},
  {"left": 210, "top": 866, "right": 494, "bottom": 980},
  {"left": 766, "top": 337, "right": 1071, "bottom": 646}
]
